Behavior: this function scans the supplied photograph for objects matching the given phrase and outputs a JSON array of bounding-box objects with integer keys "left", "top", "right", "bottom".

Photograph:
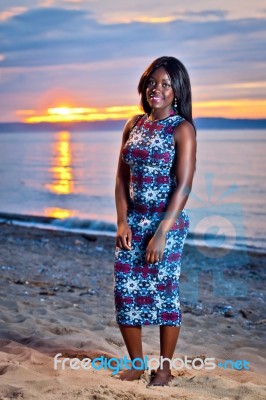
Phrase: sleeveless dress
[{"left": 113, "top": 113, "right": 190, "bottom": 326}]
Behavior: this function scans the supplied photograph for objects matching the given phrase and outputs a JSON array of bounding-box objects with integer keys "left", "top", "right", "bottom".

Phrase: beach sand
[{"left": 0, "top": 222, "right": 265, "bottom": 399}]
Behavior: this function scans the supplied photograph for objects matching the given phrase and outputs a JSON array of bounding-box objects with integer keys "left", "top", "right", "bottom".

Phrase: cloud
[
  {"left": 0, "top": 5, "right": 265, "bottom": 121},
  {"left": 183, "top": 9, "right": 227, "bottom": 18},
  {"left": 40, "top": 0, "right": 266, "bottom": 24},
  {"left": 0, "top": 7, "right": 265, "bottom": 70},
  {"left": 0, "top": 7, "right": 28, "bottom": 21}
]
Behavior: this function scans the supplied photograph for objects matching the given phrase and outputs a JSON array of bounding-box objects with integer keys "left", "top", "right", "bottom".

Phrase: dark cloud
[
  {"left": 176, "top": 9, "right": 228, "bottom": 18},
  {"left": 0, "top": 7, "right": 265, "bottom": 69}
]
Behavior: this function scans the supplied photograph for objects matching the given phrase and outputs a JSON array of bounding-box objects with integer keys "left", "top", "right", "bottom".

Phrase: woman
[{"left": 113, "top": 56, "right": 197, "bottom": 386}]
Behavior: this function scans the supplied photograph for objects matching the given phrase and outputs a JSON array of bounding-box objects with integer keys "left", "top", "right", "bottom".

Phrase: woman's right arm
[{"left": 115, "top": 115, "right": 139, "bottom": 250}]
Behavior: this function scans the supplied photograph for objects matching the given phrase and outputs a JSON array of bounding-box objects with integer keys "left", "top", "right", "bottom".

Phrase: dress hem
[{"left": 116, "top": 320, "right": 182, "bottom": 327}]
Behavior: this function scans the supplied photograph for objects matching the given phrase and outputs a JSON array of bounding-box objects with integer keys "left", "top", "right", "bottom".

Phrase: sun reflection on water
[
  {"left": 45, "top": 130, "right": 75, "bottom": 219},
  {"left": 44, "top": 207, "right": 74, "bottom": 219},
  {"left": 46, "top": 130, "right": 73, "bottom": 195}
]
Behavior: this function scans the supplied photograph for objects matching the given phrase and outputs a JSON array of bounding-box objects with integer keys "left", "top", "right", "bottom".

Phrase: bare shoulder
[
  {"left": 125, "top": 114, "right": 143, "bottom": 132},
  {"left": 121, "top": 114, "right": 143, "bottom": 142},
  {"left": 173, "top": 120, "right": 196, "bottom": 145}
]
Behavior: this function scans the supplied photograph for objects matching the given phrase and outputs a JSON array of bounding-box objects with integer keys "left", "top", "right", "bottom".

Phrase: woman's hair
[{"left": 138, "top": 56, "right": 196, "bottom": 135}]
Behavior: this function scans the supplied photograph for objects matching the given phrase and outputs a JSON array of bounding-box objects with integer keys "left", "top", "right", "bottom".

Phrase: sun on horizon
[
  {"left": 21, "top": 105, "right": 142, "bottom": 123},
  {"left": 16, "top": 99, "right": 266, "bottom": 124}
]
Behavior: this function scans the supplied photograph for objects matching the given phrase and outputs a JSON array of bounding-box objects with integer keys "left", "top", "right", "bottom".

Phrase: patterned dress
[{"left": 113, "top": 112, "right": 190, "bottom": 326}]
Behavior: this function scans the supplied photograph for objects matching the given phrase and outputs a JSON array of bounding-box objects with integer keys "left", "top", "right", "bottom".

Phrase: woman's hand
[
  {"left": 115, "top": 222, "right": 132, "bottom": 250},
  {"left": 145, "top": 231, "right": 167, "bottom": 264}
]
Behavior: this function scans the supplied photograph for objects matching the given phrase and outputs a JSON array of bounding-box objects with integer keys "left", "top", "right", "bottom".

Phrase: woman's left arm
[{"left": 145, "top": 121, "right": 197, "bottom": 264}]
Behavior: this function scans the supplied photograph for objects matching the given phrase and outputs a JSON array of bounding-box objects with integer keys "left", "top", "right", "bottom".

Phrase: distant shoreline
[{"left": 0, "top": 117, "right": 266, "bottom": 132}]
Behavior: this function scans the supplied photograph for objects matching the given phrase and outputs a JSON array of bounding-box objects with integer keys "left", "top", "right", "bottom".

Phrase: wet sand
[{"left": 0, "top": 222, "right": 265, "bottom": 399}]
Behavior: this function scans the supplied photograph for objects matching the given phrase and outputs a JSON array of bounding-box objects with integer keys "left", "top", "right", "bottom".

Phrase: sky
[{"left": 0, "top": 0, "right": 266, "bottom": 123}]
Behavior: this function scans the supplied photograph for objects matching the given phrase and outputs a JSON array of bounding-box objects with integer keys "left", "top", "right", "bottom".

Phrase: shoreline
[
  {"left": 0, "top": 211, "right": 265, "bottom": 255},
  {"left": 0, "top": 223, "right": 265, "bottom": 399}
]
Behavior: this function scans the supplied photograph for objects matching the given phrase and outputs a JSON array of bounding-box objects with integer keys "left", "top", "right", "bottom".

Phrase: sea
[{"left": 0, "top": 128, "right": 265, "bottom": 254}]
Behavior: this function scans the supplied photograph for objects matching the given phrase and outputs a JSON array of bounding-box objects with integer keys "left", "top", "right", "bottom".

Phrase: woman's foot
[
  {"left": 115, "top": 368, "right": 145, "bottom": 381},
  {"left": 148, "top": 369, "right": 174, "bottom": 386}
]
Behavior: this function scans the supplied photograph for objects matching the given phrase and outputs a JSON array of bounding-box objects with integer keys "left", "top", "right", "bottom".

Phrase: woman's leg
[
  {"left": 117, "top": 325, "right": 145, "bottom": 380},
  {"left": 149, "top": 325, "right": 181, "bottom": 386}
]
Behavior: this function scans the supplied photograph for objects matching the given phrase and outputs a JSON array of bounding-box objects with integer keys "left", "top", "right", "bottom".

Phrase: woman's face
[{"left": 145, "top": 67, "right": 175, "bottom": 113}]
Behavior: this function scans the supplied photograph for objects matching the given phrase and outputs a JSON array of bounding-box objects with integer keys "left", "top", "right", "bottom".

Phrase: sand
[{"left": 0, "top": 222, "right": 265, "bottom": 399}]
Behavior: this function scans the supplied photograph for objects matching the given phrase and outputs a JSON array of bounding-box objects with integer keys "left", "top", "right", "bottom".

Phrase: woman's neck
[{"left": 148, "top": 108, "right": 175, "bottom": 122}]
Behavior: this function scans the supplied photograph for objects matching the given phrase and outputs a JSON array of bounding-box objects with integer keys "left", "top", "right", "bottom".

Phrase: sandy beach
[{"left": 0, "top": 222, "right": 265, "bottom": 399}]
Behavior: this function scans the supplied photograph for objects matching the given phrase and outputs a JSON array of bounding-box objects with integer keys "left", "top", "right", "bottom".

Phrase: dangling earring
[{"left": 173, "top": 97, "right": 178, "bottom": 113}]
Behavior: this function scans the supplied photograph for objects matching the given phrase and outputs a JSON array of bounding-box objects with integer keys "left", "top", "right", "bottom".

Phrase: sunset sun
[{"left": 24, "top": 105, "right": 142, "bottom": 123}]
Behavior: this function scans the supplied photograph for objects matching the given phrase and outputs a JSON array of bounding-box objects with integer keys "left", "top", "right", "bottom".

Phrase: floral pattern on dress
[{"left": 113, "top": 113, "right": 190, "bottom": 326}]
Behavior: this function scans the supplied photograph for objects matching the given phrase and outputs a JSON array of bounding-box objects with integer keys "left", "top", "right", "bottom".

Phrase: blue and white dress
[{"left": 113, "top": 113, "right": 190, "bottom": 326}]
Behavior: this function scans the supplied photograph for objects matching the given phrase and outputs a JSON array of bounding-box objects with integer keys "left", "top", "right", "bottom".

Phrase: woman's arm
[
  {"left": 115, "top": 115, "right": 140, "bottom": 249},
  {"left": 145, "top": 120, "right": 197, "bottom": 263},
  {"left": 156, "top": 120, "right": 197, "bottom": 235}
]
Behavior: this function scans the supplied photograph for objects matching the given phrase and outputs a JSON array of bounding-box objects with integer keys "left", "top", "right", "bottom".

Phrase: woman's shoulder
[
  {"left": 173, "top": 118, "right": 196, "bottom": 142},
  {"left": 123, "top": 113, "right": 145, "bottom": 133}
]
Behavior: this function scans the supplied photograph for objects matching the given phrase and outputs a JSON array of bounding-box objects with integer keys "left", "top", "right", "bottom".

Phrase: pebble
[
  {"left": 224, "top": 309, "right": 234, "bottom": 317},
  {"left": 79, "top": 289, "right": 96, "bottom": 296},
  {"left": 213, "top": 305, "right": 234, "bottom": 317},
  {"left": 39, "top": 291, "right": 56, "bottom": 296},
  {"left": 1, "top": 265, "right": 12, "bottom": 270},
  {"left": 14, "top": 279, "right": 24, "bottom": 285},
  {"left": 96, "top": 246, "right": 104, "bottom": 251}
]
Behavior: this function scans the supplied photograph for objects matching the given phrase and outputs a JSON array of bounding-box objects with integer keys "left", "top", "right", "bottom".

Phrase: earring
[{"left": 173, "top": 97, "right": 178, "bottom": 112}]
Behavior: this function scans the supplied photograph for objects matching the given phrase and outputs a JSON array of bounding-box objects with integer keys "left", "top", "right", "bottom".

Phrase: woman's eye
[{"left": 147, "top": 80, "right": 171, "bottom": 88}]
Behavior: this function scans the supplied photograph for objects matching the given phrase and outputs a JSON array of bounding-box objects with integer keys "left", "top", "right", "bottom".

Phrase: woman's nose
[{"left": 152, "top": 84, "right": 161, "bottom": 91}]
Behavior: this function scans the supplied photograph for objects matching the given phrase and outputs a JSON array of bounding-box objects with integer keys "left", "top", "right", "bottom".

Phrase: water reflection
[
  {"left": 45, "top": 130, "right": 75, "bottom": 219},
  {"left": 44, "top": 207, "right": 74, "bottom": 219},
  {"left": 46, "top": 131, "right": 73, "bottom": 195}
]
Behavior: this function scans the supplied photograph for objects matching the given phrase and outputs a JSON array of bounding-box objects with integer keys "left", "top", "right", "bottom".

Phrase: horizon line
[{"left": 1, "top": 116, "right": 266, "bottom": 124}]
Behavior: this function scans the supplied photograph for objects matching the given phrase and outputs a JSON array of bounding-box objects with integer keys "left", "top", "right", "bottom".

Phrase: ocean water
[{"left": 0, "top": 128, "right": 265, "bottom": 253}]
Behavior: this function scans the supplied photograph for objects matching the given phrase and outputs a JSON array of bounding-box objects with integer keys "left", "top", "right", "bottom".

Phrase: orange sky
[
  {"left": 16, "top": 99, "right": 266, "bottom": 123},
  {"left": 1, "top": 2, "right": 266, "bottom": 122}
]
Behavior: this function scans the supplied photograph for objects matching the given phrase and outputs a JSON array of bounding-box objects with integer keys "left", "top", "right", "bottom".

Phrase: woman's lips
[{"left": 150, "top": 95, "right": 163, "bottom": 102}]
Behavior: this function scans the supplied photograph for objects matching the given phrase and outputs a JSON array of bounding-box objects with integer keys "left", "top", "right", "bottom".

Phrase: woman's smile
[
  {"left": 150, "top": 93, "right": 163, "bottom": 103},
  {"left": 146, "top": 66, "right": 175, "bottom": 118}
]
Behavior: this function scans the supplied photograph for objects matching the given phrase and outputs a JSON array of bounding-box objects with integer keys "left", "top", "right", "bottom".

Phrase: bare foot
[
  {"left": 115, "top": 369, "right": 145, "bottom": 381},
  {"left": 147, "top": 369, "right": 174, "bottom": 386}
]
